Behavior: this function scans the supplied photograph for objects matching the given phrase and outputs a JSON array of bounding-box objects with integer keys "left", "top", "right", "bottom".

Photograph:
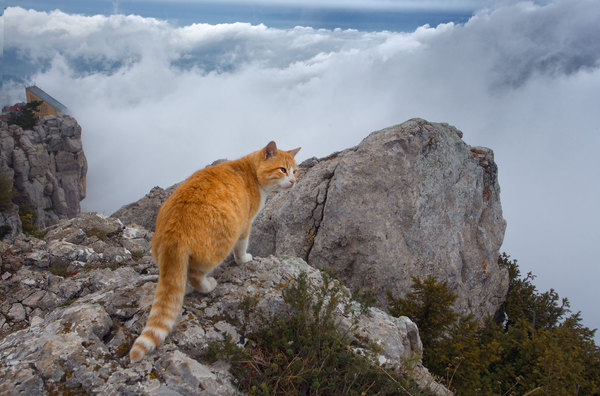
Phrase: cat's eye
[{"left": 280, "top": 167, "right": 287, "bottom": 174}]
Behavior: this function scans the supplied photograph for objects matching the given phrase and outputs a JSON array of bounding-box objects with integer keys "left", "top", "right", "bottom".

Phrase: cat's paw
[
  {"left": 234, "top": 253, "right": 253, "bottom": 265},
  {"left": 197, "top": 276, "right": 218, "bottom": 294}
]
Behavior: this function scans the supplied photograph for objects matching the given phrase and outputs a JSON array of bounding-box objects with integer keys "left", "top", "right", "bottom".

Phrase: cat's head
[{"left": 256, "top": 141, "right": 301, "bottom": 193}]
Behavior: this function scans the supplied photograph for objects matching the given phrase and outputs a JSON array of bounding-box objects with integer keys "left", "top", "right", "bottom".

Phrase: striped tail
[{"left": 130, "top": 245, "right": 188, "bottom": 362}]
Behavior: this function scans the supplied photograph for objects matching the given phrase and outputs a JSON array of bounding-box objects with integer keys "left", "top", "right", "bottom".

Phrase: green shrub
[
  {"left": 0, "top": 173, "right": 17, "bottom": 211},
  {"left": 387, "top": 275, "right": 458, "bottom": 358},
  {"left": 387, "top": 254, "right": 600, "bottom": 395},
  {"left": 18, "top": 202, "right": 42, "bottom": 237},
  {"left": 203, "top": 271, "right": 430, "bottom": 395},
  {"left": 131, "top": 251, "right": 144, "bottom": 261},
  {"left": 85, "top": 228, "right": 109, "bottom": 242},
  {"left": 7, "top": 101, "right": 42, "bottom": 130}
]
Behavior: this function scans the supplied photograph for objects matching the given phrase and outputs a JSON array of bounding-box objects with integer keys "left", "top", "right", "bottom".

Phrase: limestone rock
[
  {"left": 0, "top": 213, "right": 449, "bottom": 395},
  {"left": 112, "top": 184, "right": 178, "bottom": 231},
  {"left": 250, "top": 119, "right": 508, "bottom": 320},
  {"left": 0, "top": 116, "right": 87, "bottom": 231}
]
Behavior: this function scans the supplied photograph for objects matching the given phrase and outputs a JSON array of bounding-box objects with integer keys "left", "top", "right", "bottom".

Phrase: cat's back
[{"left": 155, "top": 159, "right": 258, "bottom": 232}]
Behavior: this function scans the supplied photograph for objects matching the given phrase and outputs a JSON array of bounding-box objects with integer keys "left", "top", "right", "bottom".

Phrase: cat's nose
[{"left": 290, "top": 179, "right": 296, "bottom": 186}]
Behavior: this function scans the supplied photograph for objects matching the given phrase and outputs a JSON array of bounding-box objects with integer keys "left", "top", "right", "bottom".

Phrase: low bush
[{"left": 203, "top": 271, "right": 431, "bottom": 395}]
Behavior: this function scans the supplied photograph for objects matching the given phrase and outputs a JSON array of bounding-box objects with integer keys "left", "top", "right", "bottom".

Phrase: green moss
[
  {"left": 0, "top": 173, "right": 17, "bottom": 211},
  {"left": 59, "top": 299, "right": 76, "bottom": 307},
  {"left": 85, "top": 228, "right": 109, "bottom": 242},
  {"left": 145, "top": 368, "right": 159, "bottom": 380},
  {"left": 305, "top": 226, "right": 317, "bottom": 247},
  {"left": 131, "top": 250, "right": 144, "bottom": 261},
  {"left": 114, "top": 342, "right": 130, "bottom": 358},
  {"left": 50, "top": 263, "right": 69, "bottom": 277}
]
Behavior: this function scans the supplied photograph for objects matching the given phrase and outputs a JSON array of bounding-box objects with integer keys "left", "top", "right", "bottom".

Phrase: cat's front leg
[{"left": 233, "top": 236, "right": 252, "bottom": 264}]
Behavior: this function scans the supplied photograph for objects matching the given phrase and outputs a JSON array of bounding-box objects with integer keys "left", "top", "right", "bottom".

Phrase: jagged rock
[
  {"left": 0, "top": 214, "right": 449, "bottom": 395},
  {"left": 112, "top": 185, "right": 178, "bottom": 231},
  {"left": 0, "top": 116, "right": 87, "bottom": 232},
  {"left": 250, "top": 119, "right": 508, "bottom": 320}
]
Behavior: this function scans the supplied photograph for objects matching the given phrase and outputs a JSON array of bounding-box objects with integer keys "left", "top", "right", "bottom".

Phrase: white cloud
[{"left": 3, "top": 0, "right": 600, "bottom": 335}]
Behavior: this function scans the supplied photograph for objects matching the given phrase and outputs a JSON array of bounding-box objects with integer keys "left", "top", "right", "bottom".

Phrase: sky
[{"left": 2, "top": 0, "right": 599, "bottom": 337}]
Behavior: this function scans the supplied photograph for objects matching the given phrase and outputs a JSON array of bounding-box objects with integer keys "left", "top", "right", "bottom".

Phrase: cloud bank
[{"left": 3, "top": 0, "right": 600, "bottom": 334}]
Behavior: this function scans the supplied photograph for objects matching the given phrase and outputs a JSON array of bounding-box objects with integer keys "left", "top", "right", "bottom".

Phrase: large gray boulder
[
  {"left": 0, "top": 116, "right": 87, "bottom": 231},
  {"left": 250, "top": 119, "right": 508, "bottom": 319}
]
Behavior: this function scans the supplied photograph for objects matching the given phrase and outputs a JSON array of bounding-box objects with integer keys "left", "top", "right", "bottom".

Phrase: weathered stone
[
  {"left": 112, "top": 184, "right": 179, "bottom": 231},
  {"left": 7, "top": 303, "right": 26, "bottom": 321},
  {"left": 250, "top": 119, "right": 508, "bottom": 320},
  {"left": 0, "top": 116, "right": 87, "bottom": 231},
  {"left": 47, "top": 240, "right": 97, "bottom": 263},
  {"left": 123, "top": 224, "right": 150, "bottom": 240},
  {"left": 121, "top": 237, "right": 151, "bottom": 254},
  {"left": 0, "top": 219, "right": 449, "bottom": 395},
  {"left": 24, "top": 249, "right": 49, "bottom": 267},
  {"left": 0, "top": 203, "right": 21, "bottom": 239},
  {"left": 21, "top": 290, "right": 47, "bottom": 307}
]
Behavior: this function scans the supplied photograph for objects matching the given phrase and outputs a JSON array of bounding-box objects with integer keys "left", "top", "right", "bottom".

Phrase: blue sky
[
  {"left": 2, "top": 0, "right": 600, "bottom": 338},
  {"left": 8, "top": 0, "right": 476, "bottom": 31}
]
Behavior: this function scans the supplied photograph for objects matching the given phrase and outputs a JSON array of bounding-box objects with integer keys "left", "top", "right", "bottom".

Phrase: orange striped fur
[{"left": 129, "top": 141, "right": 300, "bottom": 362}]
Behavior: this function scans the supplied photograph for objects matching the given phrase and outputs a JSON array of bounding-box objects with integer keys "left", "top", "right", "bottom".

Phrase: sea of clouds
[{"left": 3, "top": 0, "right": 600, "bottom": 334}]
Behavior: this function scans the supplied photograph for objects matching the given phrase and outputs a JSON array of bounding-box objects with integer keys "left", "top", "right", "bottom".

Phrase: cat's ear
[
  {"left": 289, "top": 147, "right": 301, "bottom": 157},
  {"left": 264, "top": 141, "right": 278, "bottom": 159}
]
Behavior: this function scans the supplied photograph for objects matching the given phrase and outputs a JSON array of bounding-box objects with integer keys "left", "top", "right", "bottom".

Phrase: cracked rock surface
[
  {"left": 251, "top": 119, "right": 508, "bottom": 320},
  {"left": 0, "top": 213, "right": 449, "bottom": 395}
]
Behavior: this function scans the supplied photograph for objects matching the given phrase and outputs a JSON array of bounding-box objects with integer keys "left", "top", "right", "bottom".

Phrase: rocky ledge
[
  {"left": 0, "top": 115, "right": 87, "bottom": 235},
  {"left": 0, "top": 213, "right": 449, "bottom": 395}
]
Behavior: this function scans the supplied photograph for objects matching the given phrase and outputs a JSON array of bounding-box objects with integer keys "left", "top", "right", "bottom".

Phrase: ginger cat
[{"left": 130, "top": 141, "right": 300, "bottom": 362}]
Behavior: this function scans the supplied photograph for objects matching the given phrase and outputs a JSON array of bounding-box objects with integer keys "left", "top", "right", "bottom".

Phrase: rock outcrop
[
  {"left": 251, "top": 119, "right": 508, "bottom": 319},
  {"left": 114, "top": 119, "right": 508, "bottom": 320},
  {"left": 0, "top": 213, "right": 449, "bottom": 395},
  {"left": 0, "top": 115, "right": 87, "bottom": 234},
  {"left": 112, "top": 184, "right": 178, "bottom": 231}
]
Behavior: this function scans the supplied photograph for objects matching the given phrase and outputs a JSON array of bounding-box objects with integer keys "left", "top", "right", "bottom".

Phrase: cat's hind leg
[
  {"left": 233, "top": 235, "right": 252, "bottom": 264},
  {"left": 188, "top": 267, "right": 217, "bottom": 294}
]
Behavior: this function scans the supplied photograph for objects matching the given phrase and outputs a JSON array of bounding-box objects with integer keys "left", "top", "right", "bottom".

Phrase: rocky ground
[{"left": 0, "top": 213, "right": 449, "bottom": 395}]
